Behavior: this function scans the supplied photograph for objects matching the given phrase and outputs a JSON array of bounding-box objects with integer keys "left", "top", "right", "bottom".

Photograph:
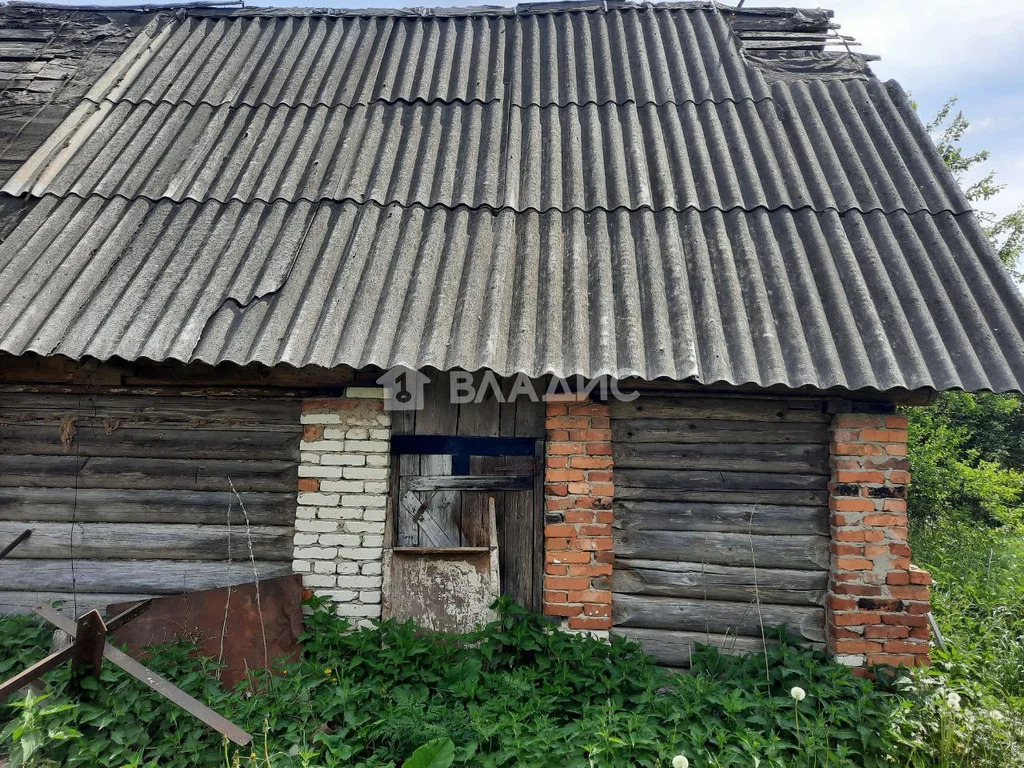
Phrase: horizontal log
[
  {"left": 0, "top": 393, "right": 301, "bottom": 429},
  {"left": 612, "top": 418, "right": 827, "bottom": 445},
  {"left": 0, "top": 487, "right": 297, "bottom": 525},
  {"left": 742, "top": 39, "right": 855, "bottom": 50},
  {"left": 613, "top": 442, "right": 827, "bottom": 474},
  {"left": 612, "top": 396, "right": 828, "bottom": 423},
  {"left": 404, "top": 475, "right": 533, "bottom": 491},
  {"left": 729, "top": 12, "right": 833, "bottom": 33},
  {"left": 0, "top": 454, "right": 297, "bottom": 492},
  {"left": 737, "top": 31, "right": 830, "bottom": 41},
  {"left": 613, "top": 593, "right": 825, "bottom": 643},
  {"left": 614, "top": 500, "right": 828, "bottom": 536},
  {"left": 615, "top": 468, "right": 827, "bottom": 491},
  {"left": 612, "top": 626, "right": 823, "bottom": 668},
  {"left": 614, "top": 530, "right": 830, "bottom": 570},
  {"left": 613, "top": 559, "right": 826, "bottom": 606},
  {"left": 615, "top": 627, "right": 768, "bottom": 666},
  {"left": 0, "top": 352, "right": 353, "bottom": 390},
  {"left": 614, "top": 487, "right": 828, "bottom": 506},
  {"left": 0, "top": 522, "right": 293, "bottom": 561},
  {"left": 0, "top": 423, "right": 300, "bottom": 460},
  {"left": 0, "top": 591, "right": 152, "bottom": 616},
  {"left": 0, "top": 559, "right": 292, "bottom": 594}
]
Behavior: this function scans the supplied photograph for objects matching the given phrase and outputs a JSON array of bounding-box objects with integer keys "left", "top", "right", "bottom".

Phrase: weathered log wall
[
  {"left": 0, "top": 392, "right": 300, "bottom": 614},
  {"left": 610, "top": 393, "right": 830, "bottom": 667}
]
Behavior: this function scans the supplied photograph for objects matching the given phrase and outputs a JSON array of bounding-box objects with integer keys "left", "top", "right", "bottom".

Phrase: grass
[
  {"left": 910, "top": 524, "right": 1024, "bottom": 698},
  {"left": 892, "top": 523, "right": 1024, "bottom": 766}
]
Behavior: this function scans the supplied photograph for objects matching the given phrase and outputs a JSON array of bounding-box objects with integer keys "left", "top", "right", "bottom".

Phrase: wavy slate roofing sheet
[
  {"left": 0, "top": 1, "right": 1022, "bottom": 392},
  {"left": 10, "top": 78, "right": 970, "bottom": 215},
  {"left": 106, "top": 14, "right": 507, "bottom": 108},
  {"left": 78, "top": 8, "right": 770, "bottom": 109},
  {"left": 2, "top": 194, "right": 1021, "bottom": 391}
]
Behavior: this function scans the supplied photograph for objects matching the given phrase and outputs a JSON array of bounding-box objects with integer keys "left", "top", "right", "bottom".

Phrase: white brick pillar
[{"left": 293, "top": 388, "right": 390, "bottom": 626}]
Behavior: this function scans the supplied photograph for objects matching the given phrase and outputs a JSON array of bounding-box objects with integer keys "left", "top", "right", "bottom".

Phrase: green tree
[{"left": 908, "top": 392, "right": 1024, "bottom": 528}]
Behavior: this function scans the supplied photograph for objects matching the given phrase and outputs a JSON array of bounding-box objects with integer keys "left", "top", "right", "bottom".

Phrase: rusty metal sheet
[
  {"left": 107, "top": 574, "right": 303, "bottom": 687},
  {"left": 34, "top": 603, "right": 252, "bottom": 746}
]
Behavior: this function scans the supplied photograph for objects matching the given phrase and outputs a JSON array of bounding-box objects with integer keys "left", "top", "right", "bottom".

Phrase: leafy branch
[{"left": 927, "top": 97, "right": 1024, "bottom": 280}]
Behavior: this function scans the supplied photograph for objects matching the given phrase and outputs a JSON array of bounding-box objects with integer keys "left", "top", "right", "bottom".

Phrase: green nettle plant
[
  {"left": 0, "top": 692, "right": 81, "bottom": 768},
  {"left": 2, "top": 598, "right": 1023, "bottom": 768},
  {"left": 0, "top": 598, "right": 912, "bottom": 768}
]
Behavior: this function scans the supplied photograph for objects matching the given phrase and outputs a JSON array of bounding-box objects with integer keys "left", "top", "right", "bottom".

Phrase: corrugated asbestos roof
[
  {"left": 1, "top": 1, "right": 1023, "bottom": 392},
  {"left": 7, "top": 79, "right": 970, "bottom": 215}
]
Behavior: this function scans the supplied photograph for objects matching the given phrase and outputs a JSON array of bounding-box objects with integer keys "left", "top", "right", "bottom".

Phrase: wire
[{"left": 68, "top": 395, "right": 90, "bottom": 618}]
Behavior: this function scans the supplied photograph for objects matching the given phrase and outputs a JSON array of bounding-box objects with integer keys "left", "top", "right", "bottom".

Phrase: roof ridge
[
  {"left": 187, "top": 1, "right": 716, "bottom": 18},
  {"left": 5, "top": 0, "right": 821, "bottom": 20},
  {"left": 3, "top": 1, "right": 701, "bottom": 17}
]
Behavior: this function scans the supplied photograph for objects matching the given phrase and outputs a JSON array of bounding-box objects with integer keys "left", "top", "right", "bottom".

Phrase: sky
[{"left": 47, "top": 0, "right": 1024, "bottom": 218}]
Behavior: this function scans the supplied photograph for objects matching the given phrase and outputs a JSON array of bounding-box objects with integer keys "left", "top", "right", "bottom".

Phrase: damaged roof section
[
  {"left": 727, "top": 5, "right": 877, "bottom": 82},
  {"left": 0, "top": 2, "right": 1022, "bottom": 393},
  {"left": 0, "top": 5, "right": 147, "bottom": 186},
  {"left": 2, "top": 194, "right": 1021, "bottom": 392}
]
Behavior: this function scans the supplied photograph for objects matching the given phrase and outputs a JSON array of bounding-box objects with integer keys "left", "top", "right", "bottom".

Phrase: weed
[{"left": 1, "top": 598, "right": 908, "bottom": 768}]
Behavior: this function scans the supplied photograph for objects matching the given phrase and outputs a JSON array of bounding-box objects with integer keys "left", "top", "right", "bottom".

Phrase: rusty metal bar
[
  {"left": 34, "top": 604, "right": 252, "bottom": 747},
  {"left": 0, "top": 645, "right": 74, "bottom": 702},
  {"left": 103, "top": 599, "right": 152, "bottom": 633}
]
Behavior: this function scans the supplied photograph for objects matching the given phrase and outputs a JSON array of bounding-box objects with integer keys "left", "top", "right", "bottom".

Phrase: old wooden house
[{"left": 1, "top": 1, "right": 1023, "bottom": 670}]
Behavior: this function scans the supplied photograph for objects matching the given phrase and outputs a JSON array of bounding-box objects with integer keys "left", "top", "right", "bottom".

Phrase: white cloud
[
  {"left": 987, "top": 151, "right": 1024, "bottom": 217},
  {"left": 966, "top": 115, "right": 1024, "bottom": 136}
]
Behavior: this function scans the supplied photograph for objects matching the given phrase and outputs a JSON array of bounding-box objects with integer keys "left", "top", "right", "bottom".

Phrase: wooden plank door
[{"left": 387, "top": 372, "right": 545, "bottom": 613}]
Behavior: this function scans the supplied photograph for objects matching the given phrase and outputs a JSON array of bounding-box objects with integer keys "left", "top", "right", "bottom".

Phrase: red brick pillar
[
  {"left": 542, "top": 394, "right": 614, "bottom": 633},
  {"left": 827, "top": 412, "right": 931, "bottom": 670}
]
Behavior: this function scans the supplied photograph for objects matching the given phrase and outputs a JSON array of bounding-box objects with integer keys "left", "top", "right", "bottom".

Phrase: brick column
[
  {"left": 827, "top": 412, "right": 931, "bottom": 669},
  {"left": 293, "top": 388, "right": 390, "bottom": 627},
  {"left": 543, "top": 394, "right": 614, "bottom": 634}
]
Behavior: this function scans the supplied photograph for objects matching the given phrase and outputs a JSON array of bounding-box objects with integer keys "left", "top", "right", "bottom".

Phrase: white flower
[
  {"left": 790, "top": 686, "right": 807, "bottom": 702},
  {"left": 990, "top": 710, "right": 1006, "bottom": 722},
  {"left": 946, "top": 692, "right": 961, "bottom": 710},
  {"left": 672, "top": 755, "right": 690, "bottom": 768}
]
